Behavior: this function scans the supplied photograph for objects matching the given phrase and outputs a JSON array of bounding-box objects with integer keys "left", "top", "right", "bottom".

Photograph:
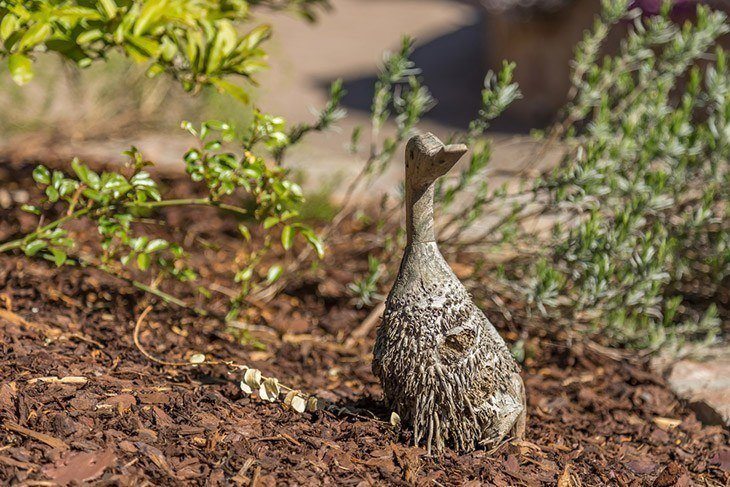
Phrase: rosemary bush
[
  {"left": 310, "top": 1, "right": 729, "bottom": 352},
  {"left": 525, "top": 1, "right": 729, "bottom": 349},
  {"left": 430, "top": 0, "right": 729, "bottom": 350}
]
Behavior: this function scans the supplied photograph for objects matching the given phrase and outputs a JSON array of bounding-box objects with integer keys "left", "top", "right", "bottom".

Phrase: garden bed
[{"left": 0, "top": 158, "right": 728, "bottom": 485}]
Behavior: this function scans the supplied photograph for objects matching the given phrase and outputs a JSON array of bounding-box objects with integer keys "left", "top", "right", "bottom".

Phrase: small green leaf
[
  {"left": 130, "top": 236, "right": 148, "bottom": 252},
  {"left": 50, "top": 249, "right": 67, "bottom": 267},
  {"left": 137, "top": 253, "right": 151, "bottom": 271},
  {"left": 238, "top": 224, "right": 251, "bottom": 241},
  {"left": 145, "top": 238, "right": 168, "bottom": 253},
  {"left": 45, "top": 186, "right": 59, "bottom": 202},
  {"left": 77, "top": 29, "right": 103, "bottom": 45},
  {"left": 235, "top": 267, "right": 253, "bottom": 282},
  {"left": 8, "top": 54, "right": 34, "bottom": 85},
  {"left": 266, "top": 264, "right": 283, "bottom": 283},
  {"left": 18, "top": 22, "right": 52, "bottom": 51},
  {"left": 240, "top": 24, "right": 271, "bottom": 51},
  {"left": 32, "top": 165, "right": 50, "bottom": 185},
  {"left": 133, "top": 0, "right": 167, "bottom": 36},
  {"left": 0, "top": 14, "right": 18, "bottom": 42},
  {"left": 302, "top": 230, "right": 324, "bottom": 259},
  {"left": 210, "top": 78, "right": 250, "bottom": 104},
  {"left": 72, "top": 159, "right": 100, "bottom": 188},
  {"left": 281, "top": 225, "right": 295, "bottom": 250},
  {"left": 97, "top": 0, "right": 117, "bottom": 18},
  {"left": 20, "top": 204, "right": 41, "bottom": 215},
  {"left": 263, "top": 216, "right": 279, "bottom": 229},
  {"left": 24, "top": 240, "right": 46, "bottom": 256}
]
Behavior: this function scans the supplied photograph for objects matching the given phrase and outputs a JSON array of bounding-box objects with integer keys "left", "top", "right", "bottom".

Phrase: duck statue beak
[{"left": 438, "top": 143, "right": 468, "bottom": 173}]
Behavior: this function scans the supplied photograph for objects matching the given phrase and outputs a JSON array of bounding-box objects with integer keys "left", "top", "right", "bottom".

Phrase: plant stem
[
  {"left": 128, "top": 278, "right": 211, "bottom": 318},
  {"left": 0, "top": 197, "right": 249, "bottom": 256},
  {"left": 132, "top": 198, "right": 248, "bottom": 217},
  {"left": 0, "top": 208, "right": 91, "bottom": 253}
]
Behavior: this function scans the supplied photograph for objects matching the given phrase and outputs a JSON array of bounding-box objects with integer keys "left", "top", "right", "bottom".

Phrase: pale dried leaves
[{"left": 239, "top": 365, "right": 317, "bottom": 413}]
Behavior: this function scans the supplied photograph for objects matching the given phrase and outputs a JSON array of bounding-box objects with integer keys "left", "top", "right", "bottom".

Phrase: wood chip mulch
[{"left": 0, "top": 159, "right": 728, "bottom": 486}]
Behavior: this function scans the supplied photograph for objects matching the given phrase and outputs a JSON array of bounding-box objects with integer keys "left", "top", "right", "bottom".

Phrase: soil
[{"left": 0, "top": 159, "right": 728, "bottom": 486}]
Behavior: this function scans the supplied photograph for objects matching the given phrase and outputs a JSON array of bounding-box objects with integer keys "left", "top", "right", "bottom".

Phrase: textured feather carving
[{"left": 373, "top": 134, "right": 526, "bottom": 454}]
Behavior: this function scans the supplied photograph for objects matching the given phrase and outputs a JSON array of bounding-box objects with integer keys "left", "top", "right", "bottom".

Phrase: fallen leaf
[
  {"left": 189, "top": 353, "right": 205, "bottom": 364},
  {"left": 43, "top": 450, "right": 115, "bottom": 485},
  {"left": 259, "top": 378, "right": 280, "bottom": 402},
  {"left": 652, "top": 417, "right": 682, "bottom": 430},
  {"left": 627, "top": 459, "right": 658, "bottom": 475}
]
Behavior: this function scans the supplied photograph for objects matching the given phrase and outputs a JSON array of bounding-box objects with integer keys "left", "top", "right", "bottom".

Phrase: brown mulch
[{"left": 0, "top": 159, "right": 728, "bottom": 486}]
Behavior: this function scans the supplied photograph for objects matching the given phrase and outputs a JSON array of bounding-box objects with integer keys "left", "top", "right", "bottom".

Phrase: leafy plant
[
  {"left": 0, "top": 115, "right": 326, "bottom": 321},
  {"left": 434, "top": 0, "right": 728, "bottom": 351},
  {"left": 524, "top": 2, "right": 729, "bottom": 349},
  {"left": 282, "top": 1, "right": 729, "bottom": 352},
  {"left": 0, "top": 0, "right": 340, "bottom": 324},
  {"left": 348, "top": 255, "right": 385, "bottom": 308},
  {"left": 0, "top": 0, "right": 326, "bottom": 99}
]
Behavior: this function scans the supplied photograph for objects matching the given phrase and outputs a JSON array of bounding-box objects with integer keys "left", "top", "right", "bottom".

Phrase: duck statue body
[{"left": 373, "top": 133, "right": 526, "bottom": 453}]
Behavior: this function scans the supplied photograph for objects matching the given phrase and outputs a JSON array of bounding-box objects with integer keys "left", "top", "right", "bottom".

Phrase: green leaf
[
  {"left": 20, "top": 204, "right": 41, "bottom": 215},
  {"left": 137, "top": 253, "right": 151, "bottom": 271},
  {"left": 266, "top": 264, "right": 283, "bottom": 283},
  {"left": 210, "top": 78, "right": 250, "bottom": 104},
  {"left": 8, "top": 53, "right": 33, "bottom": 85},
  {"left": 0, "top": 14, "right": 18, "bottom": 42},
  {"left": 97, "top": 0, "right": 117, "bottom": 19},
  {"left": 123, "top": 34, "right": 161, "bottom": 60},
  {"left": 32, "top": 165, "right": 50, "bottom": 185},
  {"left": 263, "top": 216, "right": 279, "bottom": 229},
  {"left": 240, "top": 24, "right": 271, "bottom": 51},
  {"left": 82, "top": 188, "right": 102, "bottom": 201},
  {"left": 281, "top": 225, "right": 295, "bottom": 250},
  {"left": 133, "top": 0, "right": 167, "bottom": 36},
  {"left": 235, "top": 267, "right": 253, "bottom": 282},
  {"left": 50, "top": 249, "right": 67, "bottom": 267},
  {"left": 77, "top": 29, "right": 103, "bottom": 45},
  {"left": 130, "top": 236, "right": 148, "bottom": 252},
  {"left": 238, "top": 224, "right": 251, "bottom": 241},
  {"left": 71, "top": 158, "right": 100, "bottom": 188},
  {"left": 45, "top": 186, "right": 59, "bottom": 202},
  {"left": 24, "top": 239, "right": 46, "bottom": 256},
  {"left": 302, "top": 229, "right": 324, "bottom": 259},
  {"left": 206, "top": 20, "right": 237, "bottom": 74},
  {"left": 18, "top": 22, "right": 52, "bottom": 51},
  {"left": 145, "top": 238, "right": 168, "bottom": 253}
]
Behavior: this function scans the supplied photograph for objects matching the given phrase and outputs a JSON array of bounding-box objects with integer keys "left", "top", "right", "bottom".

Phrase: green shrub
[
  {"left": 302, "top": 1, "right": 729, "bottom": 351},
  {"left": 0, "top": 0, "right": 326, "bottom": 98},
  {"left": 516, "top": 2, "right": 727, "bottom": 349},
  {"left": 438, "top": 1, "right": 728, "bottom": 350},
  {"left": 0, "top": 0, "right": 331, "bottom": 322}
]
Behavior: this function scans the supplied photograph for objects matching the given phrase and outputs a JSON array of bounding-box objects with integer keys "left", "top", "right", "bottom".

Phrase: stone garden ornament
[{"left": 373, "top": 133, "right": 526, "bottom": 454}]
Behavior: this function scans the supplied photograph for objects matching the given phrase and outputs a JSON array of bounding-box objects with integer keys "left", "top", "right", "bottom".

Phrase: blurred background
[{"left": 0, "top": 0, "right": 725, "bottom": 193}]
